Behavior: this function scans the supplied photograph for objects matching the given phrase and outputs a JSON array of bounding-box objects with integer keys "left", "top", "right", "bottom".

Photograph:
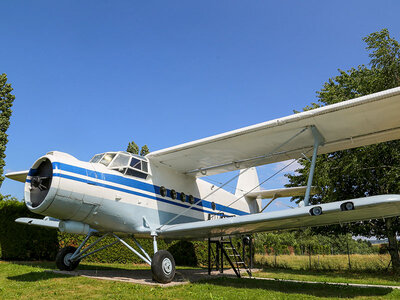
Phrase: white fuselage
[{"left": 25, "top": 151, "right": 254, "bottom": 237}]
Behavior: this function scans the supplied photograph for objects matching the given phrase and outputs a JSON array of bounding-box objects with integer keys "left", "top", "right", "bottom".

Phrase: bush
[{"left": 58, "top": 232, "right": 208, "bottom": 266}]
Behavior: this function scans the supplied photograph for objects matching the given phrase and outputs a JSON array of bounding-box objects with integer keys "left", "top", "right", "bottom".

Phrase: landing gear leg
[{"left": 151, "top": 233, "right": 176, "bottom": 283}]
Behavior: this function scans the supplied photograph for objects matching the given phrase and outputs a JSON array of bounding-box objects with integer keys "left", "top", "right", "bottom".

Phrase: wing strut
[{"left": 304, "top": 126, "right": 325, "bottom": 206}]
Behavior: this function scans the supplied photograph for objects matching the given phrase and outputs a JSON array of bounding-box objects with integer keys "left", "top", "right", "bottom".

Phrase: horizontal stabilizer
[
  {"left": 159, "top": 194, "right": 400, "bottom": 239},
  {"left": 246, "top": 186, "right": 318, "bottom": 199},
  {"left": 5, "top": 170, "right": 29, "bottom": 183},
  {"left": 15, "top": 217, "right": 59, "bottom": 229}
]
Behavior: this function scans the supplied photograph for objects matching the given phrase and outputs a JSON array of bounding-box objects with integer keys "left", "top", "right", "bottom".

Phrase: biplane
[{"left": 6, "top": 87, "right": 400, "bottom": 283}]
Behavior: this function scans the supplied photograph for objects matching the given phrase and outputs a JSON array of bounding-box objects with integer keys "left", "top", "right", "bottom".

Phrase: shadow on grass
[
  {"left": 7, "top": 261, "right": 149, "bottom": 271},
  {"left": 8, "top": 271, "right": 70, "bottom": 282},
  {"left": 200, "top": 277, "right": 392, "bottom": 298}
]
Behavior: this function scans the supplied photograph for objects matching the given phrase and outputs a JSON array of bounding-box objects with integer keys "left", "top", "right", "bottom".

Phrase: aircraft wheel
[
  {"left": 151, "top": 250, "right": 176, "bottom": 283},
  {"left": 56, "top": 246, "right": 80, "bottom": 271}
]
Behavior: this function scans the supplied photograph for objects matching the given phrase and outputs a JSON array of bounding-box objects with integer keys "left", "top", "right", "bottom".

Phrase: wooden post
[
  {"left": 208, "top": 238, "right": 211, "bottom": 275},
  {"left": 220, "top": 239, "right": 224, "bottom": 273},
  {"left": 346, "top": 236, "right": 351, "bottom": 270},
  {"left": 250, "top": 236, "right": 253, "bottom": 269},
  {"left": 216, "top": 242, "right": 220, "bottom": 271}
]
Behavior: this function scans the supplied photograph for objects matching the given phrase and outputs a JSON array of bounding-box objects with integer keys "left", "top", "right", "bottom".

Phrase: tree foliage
[
  {"left": 286, "top": 28, "right": 400, "bottom": 270},
  {"left": 126, "top": 141, "right": 139, "bottom": 154},
  {"left": 0, "top": 74, "right": 15, "bottom": 188},
  {"left": 140, "top": 144, "right": 150, "bottom": 156},
  {"left": 255, "top": 230, "right": 376, "bottom": 255},
  {"left": 126, "top": 140, "right": 150, "bottom": 156}
]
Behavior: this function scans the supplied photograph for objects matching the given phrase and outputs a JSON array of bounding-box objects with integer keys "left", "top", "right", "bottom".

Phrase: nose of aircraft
[{"left": 28, "top": 158, "right": 53, "bottom": 207}]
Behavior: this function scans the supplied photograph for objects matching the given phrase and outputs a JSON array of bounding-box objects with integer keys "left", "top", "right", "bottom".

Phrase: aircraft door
[
  {"left": 70, "top": 163, "right": 104, "bottom": 222},
  {"left": 83, "top": 164, "right": 104, "bottom": 206}
]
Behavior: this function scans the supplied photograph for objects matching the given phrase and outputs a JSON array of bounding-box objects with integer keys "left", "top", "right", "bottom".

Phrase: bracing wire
[
  {"left": 216, "top": 148, "right": 312, "bottom": 214},
  {"left": 156, "top": 127, "right": 309, "bottom": 231}
]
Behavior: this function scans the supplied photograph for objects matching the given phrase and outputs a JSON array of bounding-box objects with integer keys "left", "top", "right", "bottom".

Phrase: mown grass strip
[{"left": 1, "top": 261, "right": 400, "bottom": 299}]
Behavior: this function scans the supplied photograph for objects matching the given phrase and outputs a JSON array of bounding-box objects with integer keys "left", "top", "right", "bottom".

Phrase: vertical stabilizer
[{"left": 235, "top": 167, "right": 261, "bottom": 213}]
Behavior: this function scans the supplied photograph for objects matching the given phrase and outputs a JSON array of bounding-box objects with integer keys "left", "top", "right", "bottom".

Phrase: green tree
[
  {"left": 140, "top": 145, "right": 150, "bottom": 156},
  {"left": 286, "top": 29, "right": 400, "bottom": 271},
  {"left": 126, "top": 141, "right": 150, "bottom": 156},
  {"left": 0, "top": 74, "right": 15, "bottom": 188},
  {"left": 126, "top": 141, "right": 139, "bottom": 154}
]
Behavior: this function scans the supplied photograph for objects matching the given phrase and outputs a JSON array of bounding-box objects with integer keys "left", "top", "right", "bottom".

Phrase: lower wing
[{"left": 158, "top": 194, "right": 400, "bottom": 239}]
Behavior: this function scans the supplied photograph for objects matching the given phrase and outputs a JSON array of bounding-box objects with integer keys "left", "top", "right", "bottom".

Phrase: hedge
[
  {"left": 58, "top": 233, "right": 209, "bottom": 266},
  {"left": 0, "top": 200, "right": 58, "bottom": 260},
  {"left": 0, "top": 200, "right": 209, "bottom": 266}
]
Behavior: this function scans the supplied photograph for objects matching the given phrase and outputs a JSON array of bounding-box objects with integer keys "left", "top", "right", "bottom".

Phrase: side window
[
  {"left": 126, "top": 168, "right": 147, "bottom": 179},
  {"left": 130, "top": 158, "right": 141, "bottom": 170},
  {"left": 124, "top": 156, "right": 149, "bottom": 179},
  {"left": 142, "top": 161, "right": 148, "bottom": 173}
]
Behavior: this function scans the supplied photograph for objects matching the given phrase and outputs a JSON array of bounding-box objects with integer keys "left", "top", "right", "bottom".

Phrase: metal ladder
[{"left": 208, "top": 236, "right": 252, "bottom": 278}]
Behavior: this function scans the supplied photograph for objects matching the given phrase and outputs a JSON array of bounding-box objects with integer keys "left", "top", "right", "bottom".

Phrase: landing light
[
  {"left": 310, "top": 206, "right": 322, "bottom": 216},
  {"left": 341, "top": 201, "right": 355, "bottom": 211}
]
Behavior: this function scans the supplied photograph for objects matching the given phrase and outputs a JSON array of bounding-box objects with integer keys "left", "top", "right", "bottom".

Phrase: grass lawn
[
  {"left": 253, "top": 267, "right": 400, "bottom": 287},
  {"left": 1, "top": 261, "right": 400, "bottom": 299}
]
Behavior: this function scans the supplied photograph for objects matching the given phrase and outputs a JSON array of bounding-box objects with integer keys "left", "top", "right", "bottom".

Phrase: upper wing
[
  {"left": 158, "top": 195, "right": 400, "bottom": 239},
  {"left": 5, "top": 170, "right": 29, "bottom": 183},
  {"left": 147, "top": 87, "right": 400, "bottom": 177}
]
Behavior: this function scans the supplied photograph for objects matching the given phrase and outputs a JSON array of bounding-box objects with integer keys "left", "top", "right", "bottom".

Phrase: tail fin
[{"left": 235, "top": 167, "right": 261, "bottom": 214}]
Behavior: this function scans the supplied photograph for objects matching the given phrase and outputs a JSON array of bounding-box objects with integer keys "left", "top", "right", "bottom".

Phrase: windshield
[
  {"left": 90, "top": 153, "right": 104, "bottom": 163},
  {"left": 109, "top": 153, "right": 131, "bottom": 168},
  {"left": 99, "top": 153, "right": 116, "bottom": 167},
  {"left": 89, "top": 151, "right": 149, "bottom": 179}
]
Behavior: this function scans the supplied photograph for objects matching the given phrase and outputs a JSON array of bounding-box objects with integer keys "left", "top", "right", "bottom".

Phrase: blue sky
[{"left": 1, "top": 1, "right": 399, "bottom": 211}]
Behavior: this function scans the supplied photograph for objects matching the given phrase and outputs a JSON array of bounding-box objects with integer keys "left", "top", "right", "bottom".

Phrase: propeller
[
  {"left": 31, "top": 176, "right": 50, "bottom": 191},
  {"left": 29, "top": 159, "right": 53, "bottom": 207}
]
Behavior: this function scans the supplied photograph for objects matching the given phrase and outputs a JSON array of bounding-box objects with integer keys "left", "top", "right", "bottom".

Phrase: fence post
[{"left": 346, "top": 236, "right": 352, "bottom": 270}]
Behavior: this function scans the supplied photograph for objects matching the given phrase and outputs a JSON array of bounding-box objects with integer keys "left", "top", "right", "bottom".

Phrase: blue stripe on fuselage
[{"left": 52, "top": 162, "right": 248, "bottom": 216}]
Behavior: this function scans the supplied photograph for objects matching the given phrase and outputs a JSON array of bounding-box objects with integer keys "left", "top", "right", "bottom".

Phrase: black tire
[
  {"left": 56, "top": 246, "right": 80, "bottom": 271},
  {"left": 151, "top": 250, "right": 176, "bottom": 283}
]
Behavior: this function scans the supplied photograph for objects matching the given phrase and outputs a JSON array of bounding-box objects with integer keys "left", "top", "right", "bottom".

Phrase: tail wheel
[
  {"left": 56, "top": 246, "right": 80, "bottom": 271},
  {"left": 151, "top": 250, "right": 176, "bottom": 283}
]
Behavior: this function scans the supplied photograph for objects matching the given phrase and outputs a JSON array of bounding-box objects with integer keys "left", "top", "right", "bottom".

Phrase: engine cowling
[{"left": 24, "top": 152, "right": 102, "bottom": 222}]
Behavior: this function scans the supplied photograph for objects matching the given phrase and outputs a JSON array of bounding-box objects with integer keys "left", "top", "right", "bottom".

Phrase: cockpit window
[
  {"left": 89, "top": 151, "right": 149, "bottom": 180},
  {"left": 109, "top": 153, "right": 131, "bottom": 168},
  {"left": 99, "top": 153, "right": 116, "bottom": 167},
  {"left": 142, "top": 161, "right": 148, "bottom": 172},
  {"left": 130, "top": 158, "right": 141, "bottom": 169},
  {"left": 90, "top": 153, "right": 104, "bottom": 163}
]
